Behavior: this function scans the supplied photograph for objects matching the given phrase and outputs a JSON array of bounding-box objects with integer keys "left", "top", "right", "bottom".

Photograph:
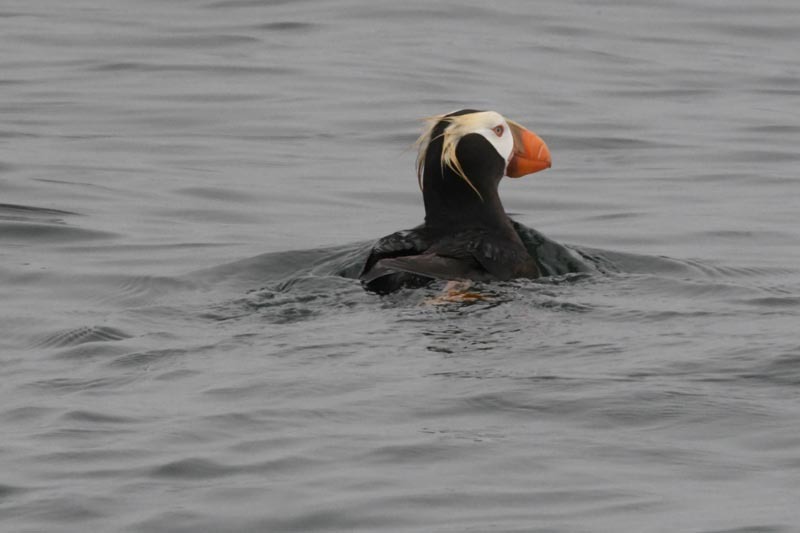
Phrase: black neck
[
  {"left": 423, "top": 166, "right": 510, "bottom": 231},
  {"left": 421, "top": 132, "right": 514, "bottom": 235}
]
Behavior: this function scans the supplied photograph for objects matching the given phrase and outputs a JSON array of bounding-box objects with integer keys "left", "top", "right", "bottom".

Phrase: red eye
[{"left": 493, "top": 125, "right": 504, "bottom": 137}]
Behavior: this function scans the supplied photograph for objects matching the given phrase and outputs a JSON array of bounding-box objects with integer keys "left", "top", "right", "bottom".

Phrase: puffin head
[{"left": 416, "top": 109, "right": 551, "bottom": 225}]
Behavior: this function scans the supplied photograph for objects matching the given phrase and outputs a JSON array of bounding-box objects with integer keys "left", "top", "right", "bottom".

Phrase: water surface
[{"left": 2, "top": 1, "right": 799, "bottom": 531}]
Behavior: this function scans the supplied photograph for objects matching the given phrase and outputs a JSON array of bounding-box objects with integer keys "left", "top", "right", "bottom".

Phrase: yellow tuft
[
  {"left": 414, "top": 114, "right": 445, "bottom": 193},
  {"left": 415, "top": 113, "right": 487, "bottom": 202}
]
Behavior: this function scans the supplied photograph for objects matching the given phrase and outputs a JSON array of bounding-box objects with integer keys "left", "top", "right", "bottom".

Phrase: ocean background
[{"left": 1, "top": 0, "right": 799, "bottom": 531}]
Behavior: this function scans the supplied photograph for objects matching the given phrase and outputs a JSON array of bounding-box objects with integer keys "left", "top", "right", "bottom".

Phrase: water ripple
[
  {"left": 0, "top": 222, "right": 117, "bottom": 242},
  {"left": 3, "top": 0, "right": 800, "bottom": 531},
  {"left": 32, "top": 326, "right": 132, "bottom": 349}
]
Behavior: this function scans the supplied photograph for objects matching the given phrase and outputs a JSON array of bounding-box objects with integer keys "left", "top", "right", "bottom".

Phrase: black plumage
[{"left": 360, "top": 110, "right": 552, "bottom": 294}]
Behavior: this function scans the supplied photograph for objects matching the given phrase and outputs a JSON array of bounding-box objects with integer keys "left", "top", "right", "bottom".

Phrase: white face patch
[{"left": 467, "top": 111, "right": 515, "bottom": 167}]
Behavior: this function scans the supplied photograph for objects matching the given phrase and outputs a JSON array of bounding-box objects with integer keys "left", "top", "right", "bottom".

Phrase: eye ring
[{"left": 493, "top": 125, "right": 504, "bottom": 137}]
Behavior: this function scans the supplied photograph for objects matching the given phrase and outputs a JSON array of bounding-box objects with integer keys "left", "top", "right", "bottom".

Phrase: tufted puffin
[{"left": 360, "top": 109, "right": 553, "bottom": 294}]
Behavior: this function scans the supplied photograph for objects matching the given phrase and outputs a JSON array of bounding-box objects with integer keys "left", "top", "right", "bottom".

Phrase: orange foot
[{"left": 425, "top": 280, "right": 489, "bottom": 305}]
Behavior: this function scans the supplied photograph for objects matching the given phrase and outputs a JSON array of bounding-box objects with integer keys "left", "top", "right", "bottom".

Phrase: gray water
[{"left": 2, "top": 1, "right": 800, "bottom": 531}]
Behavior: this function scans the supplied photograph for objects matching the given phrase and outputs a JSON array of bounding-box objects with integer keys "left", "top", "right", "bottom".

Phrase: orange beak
[{"left": 506, "top": 126, "right": 552, "bottom": 178}]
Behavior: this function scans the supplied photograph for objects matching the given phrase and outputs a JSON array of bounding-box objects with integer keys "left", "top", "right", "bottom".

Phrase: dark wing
[
  {"left": 511, "top": 220, "right": 592, "bottom": 276},
  {"left": 359, "top": 227, "right": 429, "bottom": 276},
  {"left": 467, "top": 238, "right": 540, "bottom": 280},
  {"left": 424, "top": 228, "right": 539, "bottom": 281},
  {"left": 363, "top": 253, "right": 493, "bottom": 285},
  {"left": 359, "top": 227, "right": 435, "bottom": 294}
]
